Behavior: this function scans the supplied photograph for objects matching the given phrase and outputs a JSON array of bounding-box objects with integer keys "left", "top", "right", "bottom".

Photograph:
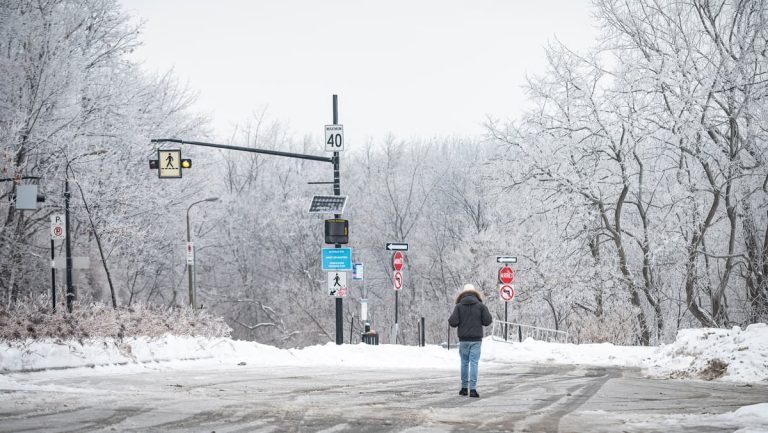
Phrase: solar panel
[{"left": 309, "top": 195, "right": 347, "bottom": 214}]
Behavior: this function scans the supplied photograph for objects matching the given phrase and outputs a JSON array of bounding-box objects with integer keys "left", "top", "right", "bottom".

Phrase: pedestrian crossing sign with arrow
[{"left": 327, "top": 271, "right": 347, "bottom": 297}]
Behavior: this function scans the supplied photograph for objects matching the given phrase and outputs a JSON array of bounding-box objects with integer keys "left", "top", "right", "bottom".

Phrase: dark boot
[
  {"left": 459, "top": 388, "right": 468, "bottom": 396},
  {"left": 469, "top": 389, "right": 479, "bottom": 398}
]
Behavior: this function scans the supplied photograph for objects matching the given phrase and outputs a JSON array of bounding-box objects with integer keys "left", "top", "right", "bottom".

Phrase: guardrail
[{"left": 491, "top": 320, "right": 568, "bottom": 344}]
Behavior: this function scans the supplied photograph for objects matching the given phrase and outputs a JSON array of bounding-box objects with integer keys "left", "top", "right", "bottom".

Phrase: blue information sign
[{"left": 322, "top": 248, "right": 352, "bottom": 271}]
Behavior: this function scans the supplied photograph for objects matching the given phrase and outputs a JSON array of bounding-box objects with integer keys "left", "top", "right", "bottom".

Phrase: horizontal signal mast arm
[{"left": 150, "top": 138, "right": 334, "bottom": 164}]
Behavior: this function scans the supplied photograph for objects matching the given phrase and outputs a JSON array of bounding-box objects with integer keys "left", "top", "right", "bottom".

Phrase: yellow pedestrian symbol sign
[{"left": 158, "top": 149, "right": 182, "bottom": 178}]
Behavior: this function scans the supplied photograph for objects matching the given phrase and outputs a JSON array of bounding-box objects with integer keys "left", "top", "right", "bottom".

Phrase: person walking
[{"left": 448, "top": 283, "right": 493, "bottom": 398}]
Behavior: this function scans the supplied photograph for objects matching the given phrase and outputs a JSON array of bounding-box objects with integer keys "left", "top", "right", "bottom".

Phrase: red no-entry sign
[
  {"left": 392, "top": 251, "right": 404, "bottom": 271},
  {"left": 499, "top": 266, "right": 515, "bottom": 284}
]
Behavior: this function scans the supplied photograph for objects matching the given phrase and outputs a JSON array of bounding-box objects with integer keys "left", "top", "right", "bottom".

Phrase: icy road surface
[{"left": 1, "top": 362, "right": 766, "bottom": 433}]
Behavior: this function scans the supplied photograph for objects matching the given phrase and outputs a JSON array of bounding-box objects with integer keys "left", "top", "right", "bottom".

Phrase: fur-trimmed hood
[{"left": 454, "top": 288, "right": 483, "bottom": 304}]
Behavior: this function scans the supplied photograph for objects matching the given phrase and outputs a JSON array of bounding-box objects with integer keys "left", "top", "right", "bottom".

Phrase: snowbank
[
  {"left": 1, "top": 323, "right": 766, "bottom": 384},
  {"left": 483, "top": 337, "right": 651, "bottom": 368},
  {"left": 0, "top": 335, "right": 458, "bottom": 373},
  {"left": 647, "top": 323, "right": 768, "bottom": 383}
]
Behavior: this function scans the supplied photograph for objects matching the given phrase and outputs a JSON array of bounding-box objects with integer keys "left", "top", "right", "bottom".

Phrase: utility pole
[
  {"left": 333, "top": 95, "right": 343, "bottom": 345},
  {"left": 64, "top": 178, "right": 74, "bottom": 313},
  {"left": 186, "top": 197, "right": 218, "bottom": 308}
]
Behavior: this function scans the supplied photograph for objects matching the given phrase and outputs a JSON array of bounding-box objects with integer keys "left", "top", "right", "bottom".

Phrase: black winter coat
[{"left": 448, "top": 289, "right": 493, "bottom": 341}]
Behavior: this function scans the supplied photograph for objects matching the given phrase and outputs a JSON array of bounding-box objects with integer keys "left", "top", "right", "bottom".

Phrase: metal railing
[{"left": 491, "top": 320, "right": 568, "bottom": 344}]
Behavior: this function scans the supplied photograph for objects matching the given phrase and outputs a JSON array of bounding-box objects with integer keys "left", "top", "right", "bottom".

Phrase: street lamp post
[
  {"left": 186, "top": 197, "right": 218, "bottom": 308},
  {"left": 63, "top": 150, "right": 107, "bottom": 313}
]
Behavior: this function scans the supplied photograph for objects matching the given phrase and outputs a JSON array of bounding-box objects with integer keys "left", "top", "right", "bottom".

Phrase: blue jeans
[{"left": 459, "top": 341, "right": 482, "bottom": 389}]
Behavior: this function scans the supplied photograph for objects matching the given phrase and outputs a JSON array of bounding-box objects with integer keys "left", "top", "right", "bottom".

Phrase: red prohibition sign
[
  {"left": 393, "top": 270, "right": 403, "bottom": 291},
  {"left": 500, "top": 284, "right": 515, "bottom": 302},
  {"left": 392, "top": 251, "right": 404, "bottom": 271}
]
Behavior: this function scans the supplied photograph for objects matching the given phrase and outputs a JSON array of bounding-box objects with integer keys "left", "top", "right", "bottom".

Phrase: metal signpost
[
  {"left": 352, "top": 262, "right": 373, "bottom": 342},
  {"left": 50, "top": 214, "right": 65, "bottom": 312},
  {"left": 497, "top": 259, "right": 518, "bottom": 341},
  {"left": 329, "top": 96, "right": 344, "bottom": 345},
  {"left": 64, "top": 179, "right": 74, "bottom": 312},
  {"left": 389, "top": 245, "right": 407, "bottom": 343},
  {"left": 186, "top": 242, "right": 195, "bottom": 306}
]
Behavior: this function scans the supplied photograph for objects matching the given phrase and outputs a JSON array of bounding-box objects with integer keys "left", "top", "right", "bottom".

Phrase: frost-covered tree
[
  {"left": 0, "top": 0, "right": 208, "bottom": 307},
  {"left": 489, "top": 0, "right": 768, "bottom": 343}
]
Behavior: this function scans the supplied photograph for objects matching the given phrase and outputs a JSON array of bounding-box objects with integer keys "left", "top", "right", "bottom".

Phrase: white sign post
[
  {"left": 324, "top": 125, "right": 344, "bottom": 152},
  {"left": 50, "top": 214, "right": 65, "bottom": 240},
  {"left": 327, "top": 271, "right": 347, "bottom": 297}
]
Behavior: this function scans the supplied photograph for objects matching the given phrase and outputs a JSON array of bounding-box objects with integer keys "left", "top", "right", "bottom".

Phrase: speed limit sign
[{"left": 325, "top": 125, "right": 344, "bottom": 152}]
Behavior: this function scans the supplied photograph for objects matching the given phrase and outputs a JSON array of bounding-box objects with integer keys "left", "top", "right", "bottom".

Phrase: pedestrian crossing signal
[
  {"left": 325, "top": 219, "right": 349, "bottom": 244},
  {"left": 149, "top": 156, "right": 191, "bottom": 175}
]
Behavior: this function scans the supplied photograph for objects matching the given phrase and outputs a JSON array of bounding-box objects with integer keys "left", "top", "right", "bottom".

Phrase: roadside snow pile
[
  {"left": 0, "top": 336, "right": 457, "bottom": 373},
  {"left": 647, "top": 323, "right": 768, "bottom": 383},
  {"left": 482, "top": 337, "right": 651, "bottom": 368},
  {"left": 2, "top": 323, "right": 766, "bottom": 384}
]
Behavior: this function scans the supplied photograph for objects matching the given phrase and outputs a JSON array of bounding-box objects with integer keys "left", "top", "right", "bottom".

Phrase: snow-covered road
[{"left": 2, "top": 360, "right": 767, "bottom": 433}]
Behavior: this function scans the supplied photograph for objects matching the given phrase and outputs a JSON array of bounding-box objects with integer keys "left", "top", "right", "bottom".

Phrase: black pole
[
  {"left": 417, "top": 319, "right": 420, "bottom": 346},
  {"left": 349, "top": 316, "right": 354, "bottom": 344},
  {"left": 333, "top": 94, "right": 343, "bottom": 346},
  {"left": 394, "top": 290, "right": 399, "bottom": 344},
  {"left": 504, "top": 302, "right": 509, "bottom": 341},
  {"left": 447, "top": 324, "right": 451, "bottom": 350},
  {"left": 64, "top": 178, "right": 74, "bottom": 313},
  {"left": 50, "top": 239, "right": 56, "bottom": 313},
  {"left": 420, "top": 316, "right": 425, "bottom": 346}
]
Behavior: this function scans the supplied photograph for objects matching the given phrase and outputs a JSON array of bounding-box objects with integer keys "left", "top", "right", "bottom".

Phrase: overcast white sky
[{"left": 121, "top": 0, "right": 599, "bottom": 146}]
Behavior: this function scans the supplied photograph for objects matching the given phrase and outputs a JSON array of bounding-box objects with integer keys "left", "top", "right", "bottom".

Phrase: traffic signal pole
[
  {"left": 151, "top": 95, "right": 345, "bottom": 344},
  {"left": 149, "top": 139, "right": 333, "bottom": 164},
  {"left": 332, "top": 95, "right": 343, "bottom": 346}
]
